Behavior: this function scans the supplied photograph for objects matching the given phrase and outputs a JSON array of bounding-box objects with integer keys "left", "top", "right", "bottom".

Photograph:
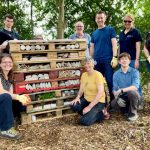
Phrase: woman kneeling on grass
[
  {"left": 0, "top": 53, "right": 31, "bottom": 140},
  {"left": 70, "top": 57, "right": 109, "bottom": 126}
]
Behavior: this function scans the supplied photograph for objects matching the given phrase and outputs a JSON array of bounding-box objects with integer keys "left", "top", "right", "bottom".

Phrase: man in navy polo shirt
[
  {"left": 111, "top": 52, "right": 142, "bottom": 121},
  {"left": 69, "top": 21, "right": 91, "bottom": 57},
  {"left": 90, "top": 10, "right": 118, "bottom": 104}
]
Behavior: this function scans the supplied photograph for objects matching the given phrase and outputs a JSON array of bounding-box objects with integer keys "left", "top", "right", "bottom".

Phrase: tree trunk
[
  {"left": 30, "top": 0, "right": 34, "bottom": 39},
  {"left": 57, "top": 0, "right": 64, "bottom": 39}
]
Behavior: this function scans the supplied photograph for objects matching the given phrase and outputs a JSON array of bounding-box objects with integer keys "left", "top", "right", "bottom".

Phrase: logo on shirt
[{"left": 126, "top": 35, "right": 133, "bottom": 38}]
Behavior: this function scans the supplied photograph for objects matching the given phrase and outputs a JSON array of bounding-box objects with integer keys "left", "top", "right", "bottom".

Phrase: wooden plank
[
  {"left": 9, "top": 43, "right": 20, "bottom": 52},
  {"left": 56, "top": 99, "right": 64, "bottom": 107},
  {"left": 21, "top": 113, "right": 77, "bottom": 125},
  {"left": 28, "top": 87, "right": 79, "bottom": 96},
  {"left": 11, "top": 53, "right": 22, "bottom": 61},
  {"left": 13, "top": 67, "right": 84, "bottom": 73}
]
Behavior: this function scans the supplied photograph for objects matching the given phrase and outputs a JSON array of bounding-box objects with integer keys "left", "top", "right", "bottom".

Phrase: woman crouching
[
  {"left": 70, "top": 57, "right": 108, "bottom": 126},
  {"left": 0, "top": 53, "right": 31, "bottom": 140}
]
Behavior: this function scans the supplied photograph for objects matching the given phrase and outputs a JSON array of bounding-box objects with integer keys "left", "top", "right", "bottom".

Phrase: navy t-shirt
[
  {"left": 119, "top": 28, "right": 142, "bottom": 60},
  {"left": 91, "top": 26, "right": 116, "bottom": 63},
  {"left": 1, "top": 28, "right": 20, "bottom": 40}
]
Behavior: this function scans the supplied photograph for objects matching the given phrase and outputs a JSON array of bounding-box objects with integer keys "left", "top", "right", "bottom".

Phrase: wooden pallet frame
[
  {"left": 26, "top": 95, "right": 76, "bottom": 113},
  {"left": 9, "top": 39, "right": 86, "bottom": 52},
  {"left": 9, "top": 39, "right": 86, "bottom": 124},
  {"left": 11, "top": 50, "right": 85, "bottom": 61},
  {"left": 21, "top": 106, "right": 75, "bottom": 124},
  {"left": 13, "top": 59, "right": 84, "bottom": 72}
]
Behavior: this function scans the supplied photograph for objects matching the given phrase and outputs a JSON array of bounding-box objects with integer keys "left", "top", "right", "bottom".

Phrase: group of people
[
  {"left": 70, "top": 11, "right": 149, "bottom": 125},
  {"left": 0, "top": 11, "right": 150, "bottom": 140}
]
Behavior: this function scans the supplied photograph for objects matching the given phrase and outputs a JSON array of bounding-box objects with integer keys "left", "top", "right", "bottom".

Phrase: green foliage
[
  {"left": 33, "top": 0, "right": 141, "bottom": 38},
  {"left": 38, "top": 92, "right": 56, "bottom": 100}
]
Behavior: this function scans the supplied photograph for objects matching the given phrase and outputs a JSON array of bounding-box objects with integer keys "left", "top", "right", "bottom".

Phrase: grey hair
[{"left": 83, "top": 57, "right": 95, "bottom": 64}]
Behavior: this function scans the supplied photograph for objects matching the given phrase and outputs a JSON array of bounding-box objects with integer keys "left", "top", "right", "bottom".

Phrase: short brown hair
[
  {"left": 4, "top": 14, "right": 14, "bottom": 20},
  {"left": 118, "top": 52, "right": 131, "bottom": 60},
  {"left": 96, "top": 10, "right": 107, "bottom": 17}
]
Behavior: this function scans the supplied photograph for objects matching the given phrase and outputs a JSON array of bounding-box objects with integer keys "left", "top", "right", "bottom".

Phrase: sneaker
[
  {"left": 103, "top": 108, "right": 110, "bottom": 120},
  {"left": 128, "top": 114, "right": 139, "bottom": 121},
  {"left": 0, "top": 127, "right": 22, "bottom": 140},
  {"left": 138, "top": 97, "right": 144, "bottom": 110}
]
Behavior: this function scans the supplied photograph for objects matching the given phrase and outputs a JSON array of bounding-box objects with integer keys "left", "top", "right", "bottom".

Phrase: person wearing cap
[
  {"left": 111, "top": 52, "right": 142, "bottom": 121},
  {"left": 69, "top": 21, "right": 91, "bottom": 57},
  {"left": 70, "top": 57, "right": 109, "bottom": 126}
]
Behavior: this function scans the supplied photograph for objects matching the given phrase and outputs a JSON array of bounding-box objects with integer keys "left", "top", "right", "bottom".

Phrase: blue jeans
[
  {"left": 70, "top": 98, "right": 105, "bottom": 126},
  {"left": 94, "top": 61, "right": 114, "bottom": 101},
  {"left": 0, "top": 93, "right": 14, "bottom": 131}
]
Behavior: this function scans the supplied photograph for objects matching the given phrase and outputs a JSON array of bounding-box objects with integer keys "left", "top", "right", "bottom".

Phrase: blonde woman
[
  {"left": 119, "top": 14, "right": 142, "bottom": 70},
  {"left": 70, "top": 57, "right": 109, "bottom": 126}
]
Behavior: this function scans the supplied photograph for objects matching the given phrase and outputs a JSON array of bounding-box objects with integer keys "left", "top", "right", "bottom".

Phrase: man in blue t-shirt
[
  {"left": 90, "top": 10, "right": 118, "bottom": 103},
  {"left": 0, "top": 14, "right": 20, "bottom": 53},
  {"left": 69, "top": 21, "right": 91, "bottom": 57}
]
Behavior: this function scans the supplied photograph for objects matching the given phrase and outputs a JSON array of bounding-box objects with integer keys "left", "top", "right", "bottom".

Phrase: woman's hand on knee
[{"left": 70, "top": 97, "right": 80, "bottom": 105}]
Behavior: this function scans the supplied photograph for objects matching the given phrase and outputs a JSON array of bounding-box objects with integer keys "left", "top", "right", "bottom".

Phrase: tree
[
  {"left": 57, "top": 0, "right": 65, "bottom": 39},
  {"left": 33, "top": 0, "right": 141, "bottom": 39}
]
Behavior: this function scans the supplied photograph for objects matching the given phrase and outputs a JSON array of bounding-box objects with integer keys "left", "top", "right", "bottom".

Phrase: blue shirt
[
  {"left": 119, "top": 28, "right": 142, "bottom": 60},
  {"left": 113, "top": 67, "right": 141, "bottom": 96},
  {"left": 69, "top": 33, "right": 91, "bottom": 57},
  {"left": 91, "top": 26, "right": 116, "bottom": 63}
]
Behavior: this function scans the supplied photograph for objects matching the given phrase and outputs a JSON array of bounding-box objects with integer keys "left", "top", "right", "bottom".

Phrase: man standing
[
  {"left": 0, "top": 14, "right": 20, "bottom": 53},
  {"left": 111, "top": 52, "right": 141, "bottom": 121},
  {"left": 69, "top": 21, "right": 91, "bottom": 57},
  {"left": 90, "top": 11, "right": 118, "bottom": 103}
]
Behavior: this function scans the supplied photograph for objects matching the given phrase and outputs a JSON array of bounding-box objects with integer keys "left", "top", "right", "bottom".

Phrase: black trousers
[{"left": 111, "top": 91, "right": 140, "bottom": 116}]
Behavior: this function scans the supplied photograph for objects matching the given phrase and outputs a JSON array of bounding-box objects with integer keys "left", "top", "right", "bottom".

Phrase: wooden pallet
[
  {"left": 21, "top": 106, "right": 75, "bottom": 124},
  {"left": 13, "top": 79, "right": 80, "bottom": 94},
  {"left": 13, "top": 59, "right": 84, "bottom": 72},
  {"left": 13, "top": 68, "right": 84, "bottom": 82},
  {"left": 9, "top": 39, "right": 86, "bottom": 52},
  {"left": 11, "top": 50, "right": 85, "bottom": 61},
  {"left": 26, "top": 96, "right": 75, "bottom": 113}
]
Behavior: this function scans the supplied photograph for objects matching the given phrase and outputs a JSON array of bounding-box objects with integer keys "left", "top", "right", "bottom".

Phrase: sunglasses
[
  {"left": 124, "top": 20, "right": 132, "bottom": 23},
  {"left": 76, "top": 26, "right": 83, "bottom": 27}
]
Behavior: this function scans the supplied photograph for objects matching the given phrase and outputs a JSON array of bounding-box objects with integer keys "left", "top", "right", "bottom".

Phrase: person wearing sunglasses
[
  {"left": 0, "top": 53, "right": 31, "bottom": 139},
  {"left": 119, "top": 14, "right": 142, "bottom": 70},
  {"left": 69, "top": 21, "right": 91, "bottom": 57}
]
